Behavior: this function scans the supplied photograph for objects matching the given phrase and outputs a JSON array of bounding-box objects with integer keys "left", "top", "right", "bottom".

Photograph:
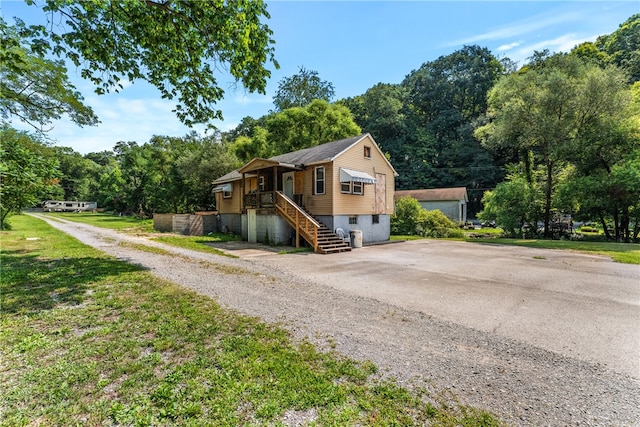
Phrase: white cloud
[
  {"left": 525, "top": 33, "right": 595, "bottom": 53},
  {"left": 232, "top": 93, "right": 273, "bottom": 105},
  {"left": 510, "top": 33, "right": 599, "bottom": 63},
  {"left": 496, "top": 42, "right": 521, "bottom": 52},
  {"left": 44, "top": 94, "right": 206, "bottom": 153},
  {"left": 449, "top": 9, "right": 584, "bottom": 46}
]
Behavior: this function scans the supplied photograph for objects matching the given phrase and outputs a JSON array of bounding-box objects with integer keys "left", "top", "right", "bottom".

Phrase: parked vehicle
[{"left": 42, "top": 200, "right": 97, "bottom": 212}]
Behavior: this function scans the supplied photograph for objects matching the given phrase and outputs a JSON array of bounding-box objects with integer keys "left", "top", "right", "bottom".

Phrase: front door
[
  {"left": 283, "top": 172, "right": 295, "bottom": 200},
  {"left": 247, "top": 208, "right": 257, "bottom": 243}
]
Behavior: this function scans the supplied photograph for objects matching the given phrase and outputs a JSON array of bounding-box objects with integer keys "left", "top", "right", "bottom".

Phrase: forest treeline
[{"left": 2, "top": 13, "right": 638, "bottom": 241}]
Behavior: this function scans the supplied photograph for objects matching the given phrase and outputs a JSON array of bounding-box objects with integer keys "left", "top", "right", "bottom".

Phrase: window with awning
[
  {"left": 339, "top": 168, "right": 376, "bottom": 184},
  {"left": 212, "top": 183, "right": 233, "bottom": 193}
]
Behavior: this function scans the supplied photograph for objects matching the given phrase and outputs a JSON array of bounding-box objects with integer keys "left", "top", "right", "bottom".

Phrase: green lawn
[
  {"left": 150, "top": 234, "right": 242, "bottom": 258},
  {"left": 1, "top": 215, "right": 500, "bottom": 426},
  {"left": 43, "top": 211, "right": 154, "bottom": 233},
  {"left": 40, "top": 212, "right": 244, "bottom": 257},
  {"left": 470, "top": 238, "right": 640, "bottom": 264},
  {"left": 391, "top": 230, "right": 639, "bottom": 264}
]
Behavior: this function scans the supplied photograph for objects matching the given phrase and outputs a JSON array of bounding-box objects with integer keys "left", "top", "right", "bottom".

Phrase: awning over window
[
  {"left": 212, "top": 183, "right": 232, "bottom": 193},
  {"left": 339, "top": 168, "right": 376, "bottom": 184}
]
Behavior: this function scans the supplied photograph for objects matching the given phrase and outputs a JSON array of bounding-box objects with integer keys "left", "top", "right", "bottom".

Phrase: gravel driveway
[{"left": 31, "top": 214, "right": 640, "bottom": 426}]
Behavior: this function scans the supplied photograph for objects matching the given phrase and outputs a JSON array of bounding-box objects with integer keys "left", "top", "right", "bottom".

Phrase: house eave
[{"left": 238, "top": 158, "right": 303, "bottom": 174}]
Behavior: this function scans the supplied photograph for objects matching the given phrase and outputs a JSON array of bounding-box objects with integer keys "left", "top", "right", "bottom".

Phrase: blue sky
[{"left": 2, "top": 0, "right": 638, "bottom": 154}]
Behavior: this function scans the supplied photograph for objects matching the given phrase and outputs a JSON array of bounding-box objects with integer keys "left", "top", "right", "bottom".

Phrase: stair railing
[{"left": 275, "top": 191, "right": 319, "bottom": 252}]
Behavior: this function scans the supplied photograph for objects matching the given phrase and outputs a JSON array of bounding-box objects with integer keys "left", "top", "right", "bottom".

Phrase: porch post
[
  {"left": 256, "top": 170, "right": 260, "bottom": 208},
  {"left": 241, "top": 173, "right": 245, "bottom": 212},
  {"left": 295, "top": 208, "right": 300, "bottom": 248},
  {"left": 272, "top": 165, "right": 277, "bottom": 206}
]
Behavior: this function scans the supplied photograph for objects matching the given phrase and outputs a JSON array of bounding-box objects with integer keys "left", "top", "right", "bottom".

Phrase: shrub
[
  {"left": 416, "top": 209, "right": 465, "bottom": 238},
  {"left": 391, "top": 196, "right": 464, "bottom": 238},
  {"left": 391, "top": 196, "right": 423, "bottom": 235}
]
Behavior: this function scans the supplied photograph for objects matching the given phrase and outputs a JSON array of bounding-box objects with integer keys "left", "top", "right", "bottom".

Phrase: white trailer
[{"left": 42, "top": 200, "right": 98, "bottom": 212}]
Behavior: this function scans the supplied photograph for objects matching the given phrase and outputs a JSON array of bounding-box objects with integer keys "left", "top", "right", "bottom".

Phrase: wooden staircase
[
  {"left": 275, "top": 192, "right": 351, "bottom": 254},
  {"left": 315, "top": 223, "right": 352, "bottom": 254}
]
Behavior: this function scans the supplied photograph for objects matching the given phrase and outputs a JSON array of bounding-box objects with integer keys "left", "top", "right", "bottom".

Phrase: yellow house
[{"left": 213, "top": 133, "right": 397, "bottom": 253}]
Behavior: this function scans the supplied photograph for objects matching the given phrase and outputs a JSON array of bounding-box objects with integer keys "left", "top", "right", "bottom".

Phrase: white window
[
  {"left": 314, "top": 167, "right": 325, "bottom": 195},
  {"left": 352, "top": 181, "right": 363, "bottom": 195},
  {"left": 340, "top": 181, "right": 363, "bottom": 195},
  {"left": 364, "top": 146, "right": 371, "bottom": 158},
  {"left": 349, "top": 216, "right": 358, "bottom": 225}
]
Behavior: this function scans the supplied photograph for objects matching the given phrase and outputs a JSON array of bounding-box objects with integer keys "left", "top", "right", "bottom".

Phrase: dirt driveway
[
  {"left": 31, "top": 214, "right": 640, "bottom": 426},
  {"left": 249, "top": 240, "right": 640, "bottom": 379}
]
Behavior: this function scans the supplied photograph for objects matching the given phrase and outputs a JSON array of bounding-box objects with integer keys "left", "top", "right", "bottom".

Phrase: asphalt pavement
[{"left": 244, "top": 239, "right": 640, "bottom": 379}]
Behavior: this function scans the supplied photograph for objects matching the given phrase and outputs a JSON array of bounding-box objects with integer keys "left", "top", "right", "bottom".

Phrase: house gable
[{"left": 330, "top": 134, "right": 397, "bottom": 216}]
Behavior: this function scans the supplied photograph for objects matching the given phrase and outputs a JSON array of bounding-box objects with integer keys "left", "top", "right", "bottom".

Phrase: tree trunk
[
  {"left": 0, "top": 209, "right": 10, "bottom": 228},
  {"left": 599, "top": 212, "right": 612, "bottom": 241},
  {"left": 613, "top": 206, "right": 621, "bottom": 242},
  {"left": 620, "top": 205, "right": 630, "bottom": 243},
  {"left": 543, "top": 159, "right": 553, "bottom": 238}
]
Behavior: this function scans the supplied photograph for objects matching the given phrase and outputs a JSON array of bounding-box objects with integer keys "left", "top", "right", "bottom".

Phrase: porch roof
[{"left": 237, "top": 158, "right": 301, "bottom": 174}]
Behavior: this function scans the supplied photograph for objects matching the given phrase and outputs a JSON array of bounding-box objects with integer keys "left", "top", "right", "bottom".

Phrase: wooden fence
[{"left": 153, "top": 212, "right": 218, "bottom": 235}]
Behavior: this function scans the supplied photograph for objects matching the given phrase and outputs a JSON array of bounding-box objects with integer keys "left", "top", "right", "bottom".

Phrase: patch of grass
[
  {"left": 390, "top": 235, "right": 425, "bottom": 241},
  {"left": 43, "top": 212, "right": 154, "bottom": 233},
  {"left": 1, "top": 215, "right": 503, "bottom": 426},
  {"left": 465, "top": 228, "right": 504, "bottom": 239},
  {"left": 472, "top": 238, "right": 640, "bottom": 264},
  {"left": 150, "top": 235, "right": 239, "bottom": 258},
  {"left": 118, "top": 241, "right": 172, "bottom": 255},
  {"left": 278, "top": 247, "right": 313, "bottom": 254}
]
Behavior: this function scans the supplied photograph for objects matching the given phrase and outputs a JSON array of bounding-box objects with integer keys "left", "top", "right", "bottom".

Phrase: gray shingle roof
[
  {"left": 213, "top": 169, "right": 242, "bottom": 183},
  {"left": 270, "top": 134, "right": 367, "bottom": 165},
  {"left": 395, "top": 187, "right": 468, "bottom": 202},
  {"left": 214, "top": 134, "right": 368, "bottom": 183}
]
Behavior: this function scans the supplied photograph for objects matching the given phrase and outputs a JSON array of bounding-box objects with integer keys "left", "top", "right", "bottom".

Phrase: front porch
[
  {"left": 237, "top": 160, "right": 349, "bottom": 254},
  {"left": 239, "top": 192, "right": 350, "bottom": 254}
]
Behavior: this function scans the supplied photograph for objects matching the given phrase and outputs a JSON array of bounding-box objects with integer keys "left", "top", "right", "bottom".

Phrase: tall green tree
[
  {"left": 479, "top": 164, "right": 544, "bottom": 237},
  {"left": 230, "top": 100, "right": 361, "bottom": 161},
  {"left": 113, "top": 141, "right": 153, "bottom": 216},
  {"left": 111, "top": 133, "right": 240, "bottom": 216},
  {"left": 272, "top": 66, "right": 335, "bottom": 112},
  {"left": 595, "top": 14, "right": 640, "bottom": 83},
  {"left": 0, "top": 18, "right": 98, "bottom": 131},
  {"left": 232, "top": 127, "right": 271, "bottom": 163},
  {"left": 14, "top": 0, "right": 278, "bottom": 126},
  {"left": 400, "top": 45, "right": 505, "bottom": 213},
  {"left": 0, "top": 126, "right": 62, "bottom": 227},
  {"left": 266, "top": 100, "right": 360, "bottom": 154},
  {"left": 340, "top": 83, "right": 418, "bottom": 186},
  {"left": 52, "top": 147, "right": 103, "bottom": 201},
  {"left": 176, "top": 137, "right": 239, "bottom": 211},
  {"left": 476, "top": 53, "right": 632, "bottom": 238},
  {"left": 95, "top": 161, "right": 127, "bottom": 212}
]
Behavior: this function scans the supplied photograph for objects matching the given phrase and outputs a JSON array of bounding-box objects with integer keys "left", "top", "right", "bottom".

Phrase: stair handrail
[
  {"left": 275, "top": 191, "right": 320, "bottom": 251},
  {"left": 275, "top": 191, "right": 320, "bottom": 227}
]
